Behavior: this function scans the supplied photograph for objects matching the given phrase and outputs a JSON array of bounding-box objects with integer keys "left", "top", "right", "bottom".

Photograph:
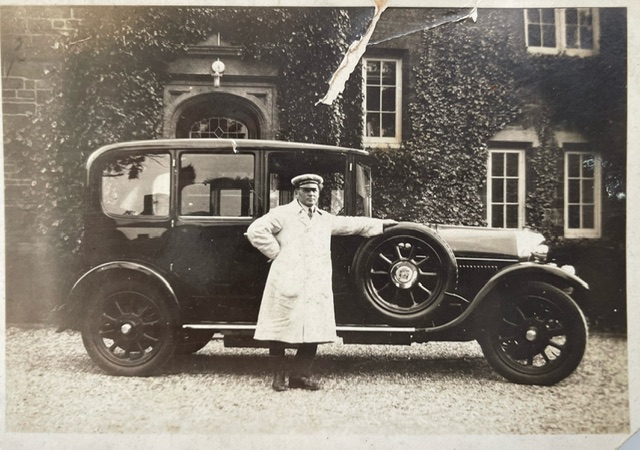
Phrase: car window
[
  {"left": 356, "top": 163, "right": 373, "bottom": 217},
  {"left": 101, "top": 153, "right": 171, "bottom": 217},
  {"left": 268, "top": 152, "right": 346, "bottom": 215},
  {"left": 179, "top": 153, "right": 254, "bottom": 217}
]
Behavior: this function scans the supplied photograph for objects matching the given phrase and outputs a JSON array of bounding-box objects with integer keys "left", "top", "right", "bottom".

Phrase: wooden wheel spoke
[
  {"left": 415, "top": 256, "right": 432, "bottom": 267},
  {"left": 378, "top": 253, "right": 394, "bottom": 266},
  {"left": 394, "top": 244, "right": 404, "bottom": 261}
]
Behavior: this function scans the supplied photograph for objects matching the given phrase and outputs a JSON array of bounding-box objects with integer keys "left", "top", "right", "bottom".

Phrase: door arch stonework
[
  {"left": 162, "top": 37, "right": 278, "bottom": 140},
  {"left": 165, "top": 89, "right": 274, "bottom": 139}
]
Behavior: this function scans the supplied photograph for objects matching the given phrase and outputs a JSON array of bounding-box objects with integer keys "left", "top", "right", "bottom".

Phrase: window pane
[
  {"left": 381, "top": 87, "right": 396, "bottom": 111},
  {"left": 566, "top": 8, "right": 578, "bottom": 25},
  {"left": 366, "top": 86, "right": 380, "bottom": 111},
  {"left": 582, "top": 155, "right": 594, "bottom": 177},
  {"left": 568, "top": 179, "right": 580, "bottom": 203},
  {"left": 190, "top": 117, "right": 248, "bottom": 139},
  {"left": 492, "top": 205, "right": 504, "bottom": 228},
  {"left": 582, "top": 26, "right": 594, "bottom": 49},
  {"left": 528, "top": 24, "right": 541, "bottom": 47},
  {"left": 542, "top": 25, "right": 556, "bottom": 47},
  {"left": 506, "top": 179, "right": 519, "bottom": 203},
  {"left": 582, "top": 205, "right": 594, "bottom": 228},
  {"left": 566, "top": 25, "right": 579, "bottom": 48},
  {"left": 492, "top": 178, "right": 504, "bottom": 202},
  {"left": 366, "top": 113, "right": 380, "bottom": 137},
  {"left": 582, "top": 179, "right": 594, "bottom": 203},
  {"left": 102, "top": 153, "right": 171, "bottom": 217},
  {"left": 506, "top": 205, "right": 519, "bottom": 228},
  {"left": 568, "top": 205, "right": 580, "bottom": 228},
  {"left": 366, "top": 60, "right": 381, "bottom": 83},
  {"left": 356, "top": 163, "right": 372, "bottom": 217},
  {"left": 527, "top": 9, "right": 541, "bottom": 23},
  {"left": 381, "top": 61, "right": 396, "bottom": 85},
  {"left": 491, "top": 153, "right": 504, "bottom": 176},
  {"left": 541, "top": 9, "right": 555, "bottom": 23},
  {"left": 180, "top": 153, "right": 254, "bottom": 217},
  {"left": 506, "top": 153, "right": 519, "bottom": 177},
  {"left": 381, "top": 113, "right": 396, "bottom": 137},
  {"left": 568, "top": 154, "right": 580, "bottom": 177},
  {"left": 580, "top": 9, "right": 593, "bottom": 26}
]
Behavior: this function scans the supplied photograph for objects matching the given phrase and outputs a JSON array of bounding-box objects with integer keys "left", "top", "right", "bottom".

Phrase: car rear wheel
[
  {"left": 81, "top": 279, "right": 177, "bottom": 376},
  {"left": 352, "top": 224, "right": 457, "bottom": 325},
  {"left": 477, "top": 281, "right": 588, "bottom": 385}
]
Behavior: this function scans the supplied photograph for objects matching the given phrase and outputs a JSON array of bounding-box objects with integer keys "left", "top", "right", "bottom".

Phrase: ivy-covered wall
[
  {"left": 1, "top": 7, "right": 627, "bottom": 326},
  {"left": 1, "top": 6, "right": 365, "bottom": 321},
  {"left": 370, "top": 8, "right": 626, "bottom": 244}
]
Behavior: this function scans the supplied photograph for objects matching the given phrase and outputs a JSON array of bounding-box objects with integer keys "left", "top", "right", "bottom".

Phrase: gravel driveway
[{"left": 3, "top": 326, "right": 630, "bottom": 448}]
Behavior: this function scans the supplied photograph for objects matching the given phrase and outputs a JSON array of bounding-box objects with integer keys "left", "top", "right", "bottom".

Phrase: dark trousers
[{"left": 269, "top": 341, "right": 318, "bottom": 377}]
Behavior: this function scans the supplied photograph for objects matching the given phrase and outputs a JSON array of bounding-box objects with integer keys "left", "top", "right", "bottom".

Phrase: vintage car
[{"left": 59, "top": 139, "right": 589, "bottom": 385}]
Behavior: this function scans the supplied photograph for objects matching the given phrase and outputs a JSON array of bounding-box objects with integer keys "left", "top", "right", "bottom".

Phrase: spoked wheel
[
  {"left": 174, "top": 329, "right": 215, "bottom": 355},
  {"left": 478, "top": 281, "right": 588, "bottom": 385},
  {"left": 353, "top": 224, "right": 457, "bottom": 325},
  {"left": 81, "top": 280, "right": 176, "bottom": 376}
]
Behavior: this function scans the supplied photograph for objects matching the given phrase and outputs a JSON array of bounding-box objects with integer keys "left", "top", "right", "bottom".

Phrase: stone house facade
[{"left": 1, "top": 6, "right": 627, "bottom": 323}]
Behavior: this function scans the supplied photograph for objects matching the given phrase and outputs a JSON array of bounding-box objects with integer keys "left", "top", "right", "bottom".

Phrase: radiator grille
[{"left": 455, "top": 261, "right": 505, "bottom": 300}]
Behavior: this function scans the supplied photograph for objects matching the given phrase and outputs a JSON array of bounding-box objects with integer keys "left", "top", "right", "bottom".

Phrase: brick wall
[
  {"left": 2, "top": 6, "right": 83, "bottom": 230},
  {"left": 2, "top": 7, "right": 85, "bottom": 323},
  {"left": 2, "top": 6, "right": 81, "bottom": 117}
]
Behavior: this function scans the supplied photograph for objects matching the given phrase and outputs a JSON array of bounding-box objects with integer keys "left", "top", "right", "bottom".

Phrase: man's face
[{"left": 296, "top": 184, "right": 320, "bottom": 208}]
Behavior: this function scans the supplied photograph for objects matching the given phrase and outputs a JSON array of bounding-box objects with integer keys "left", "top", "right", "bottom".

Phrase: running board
[{"left": 183, "top": 323, "right": 418, "bottom": 333}]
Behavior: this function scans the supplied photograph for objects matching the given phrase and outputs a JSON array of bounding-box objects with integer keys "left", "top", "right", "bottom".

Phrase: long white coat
[{"left": 247, "top": 200, "right": 385, "bottom": 343}]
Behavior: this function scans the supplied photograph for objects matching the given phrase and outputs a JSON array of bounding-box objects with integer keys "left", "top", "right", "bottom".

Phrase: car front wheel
[
  {"left": 477, "top": 281, "right": 588, "bottom": 386},
  {"left": 81, "top": 279, "right": 177, "bottom": 376}
]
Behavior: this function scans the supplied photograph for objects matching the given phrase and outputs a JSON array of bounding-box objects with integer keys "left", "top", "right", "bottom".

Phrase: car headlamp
[
  {"left": 531, "top": 244, "right": 549, "bottom": 263},
  {"left": 515, "top": 229, "right": 546, "bottom": 261}
]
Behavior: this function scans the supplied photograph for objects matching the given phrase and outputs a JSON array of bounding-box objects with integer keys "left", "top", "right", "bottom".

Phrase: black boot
[
  {"left": 289, "top": 344, "right": 320, "bottom": 391},
  {"left": 269, "top": 355, "right": 287, "bottom": 392}
]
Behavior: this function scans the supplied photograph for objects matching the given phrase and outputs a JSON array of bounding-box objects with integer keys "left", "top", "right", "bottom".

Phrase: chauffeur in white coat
[{"left": 247, "top": 174, "right": 397, "bottom": 391}]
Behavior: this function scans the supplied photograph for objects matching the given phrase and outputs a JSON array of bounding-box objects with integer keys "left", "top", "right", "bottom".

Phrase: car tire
[
  {"left": 352, "top": 224, "right": 457, "bottom": 325},
  {"left": 80, "top": 279, "right": 177, "bottom": 376},
  {"left": 174, "top": 329, "right": 215, "bottom": 355},
  {"left": 477, "top": 281, "right": 588, "bottom": 386}
]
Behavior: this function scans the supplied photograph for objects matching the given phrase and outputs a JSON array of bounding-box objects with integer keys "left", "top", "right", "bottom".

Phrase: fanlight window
[{"left": 189, "top": 117, "right": 248, "bottom": 139}]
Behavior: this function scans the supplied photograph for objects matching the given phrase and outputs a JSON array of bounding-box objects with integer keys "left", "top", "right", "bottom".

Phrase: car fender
[
  {"left": 469, "top": 263, "right": 589, "bottom": 311},
  {"left": 59, "top": 261, "right": 181, "bottom": 331}
]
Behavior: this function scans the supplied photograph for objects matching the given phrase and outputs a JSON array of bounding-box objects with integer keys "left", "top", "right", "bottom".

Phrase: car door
[{"left": 168, "top": 149, "right": 267, "bottom": 322}]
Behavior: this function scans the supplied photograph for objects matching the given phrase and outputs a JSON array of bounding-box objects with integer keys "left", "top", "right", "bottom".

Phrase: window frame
[
  {"left": 362, "top": 57, "right": 403, "bottom": 148},
  {"left": 564, "top": 151, "right": 602, "bottom": 239},
  {"left": 524, "top": 8, "right": 600, "bottom": 57},
  {"left": 487, "top": 149, "right": 526, "bottom": 229}
]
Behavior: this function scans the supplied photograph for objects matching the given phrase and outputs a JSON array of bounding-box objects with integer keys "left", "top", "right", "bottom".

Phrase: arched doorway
[{"left": 174, "top": 93, "right": 263, "bottom": 139}]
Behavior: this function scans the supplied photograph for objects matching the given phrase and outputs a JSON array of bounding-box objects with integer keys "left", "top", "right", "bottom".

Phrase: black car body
[{"left": 61, "top": 139, "right": 589, "bottom": 385}]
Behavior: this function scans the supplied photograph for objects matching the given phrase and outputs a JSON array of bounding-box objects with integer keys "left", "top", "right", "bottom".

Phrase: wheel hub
[
  {"left": 114, "top": 314, "right": 146, "bottom": 350},
  {"left": 525, "top": 328, "right": 538, "bottom": 341},
  {"left": 390, "top": 262, "right": 418, "bottom": 289}
]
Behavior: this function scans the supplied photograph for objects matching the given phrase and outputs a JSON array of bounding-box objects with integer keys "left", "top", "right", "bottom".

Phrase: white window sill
[{"left": 564, "top": 229, "right": 602, "bottom": 239}]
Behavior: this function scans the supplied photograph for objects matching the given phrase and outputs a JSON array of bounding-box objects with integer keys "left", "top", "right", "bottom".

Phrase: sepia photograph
[{"left": 1, "top": 1, "right": 637, "bottom": 448}]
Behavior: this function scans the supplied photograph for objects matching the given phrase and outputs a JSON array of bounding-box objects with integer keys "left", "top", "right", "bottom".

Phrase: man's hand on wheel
[{"left": 382, "top": 219, "right": 398, "bottom": 231}]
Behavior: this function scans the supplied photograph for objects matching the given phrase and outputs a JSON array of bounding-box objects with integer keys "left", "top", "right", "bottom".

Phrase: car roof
[{"left": 87, "top": 139, "right": 370, "bottom": 169}]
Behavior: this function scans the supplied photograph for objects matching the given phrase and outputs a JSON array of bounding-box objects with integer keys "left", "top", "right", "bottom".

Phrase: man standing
[{"left": 247, "top": 174, "right": 396, "bottom": 391}]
